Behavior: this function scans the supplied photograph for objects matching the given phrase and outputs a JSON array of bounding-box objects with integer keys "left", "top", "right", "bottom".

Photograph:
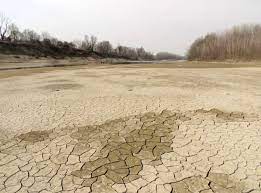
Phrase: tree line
[
  {"left": 187, "top": 24, "right": 261, "bottom": 60},
  {"left": 155, "top": 52, "right": 185, "bottom": 60},
  {"left": 0, "top": 12, "right": 154, "bottom": 60}
]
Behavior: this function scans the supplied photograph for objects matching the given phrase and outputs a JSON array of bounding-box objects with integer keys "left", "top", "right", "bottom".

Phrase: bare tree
[
  {"left": 90, "top": 35, "right": 97, "bottom": 52},
  {"left": 156, "top": 52, "right": 184, "bottom": 60},
  {"left": 72, "top": 39, "right": 82, "bottom": 49},
  {"left": 8, "top": 23, "right": 20, "bottom": 41},
  {"left": 95, "top": 41, "right": 113, "bottom": 56},
  {"left": 0, "top": 12, "right": 10, "bottom": 40},
  {"left": 113, "top": 45, "right": 154, "bottom": 60},
  {"left": 20, "top": 29, "right": 40, "bottom": 42},
  {"left": 136, "top": 47, "right": 154, "bottom": 60},
  {"left": 80, "top": 35, "right": 90, "bottom": 50},
  {"left": 0, "top": 12, "right": 155, "bottom": 60},
  {"left": 41, "top": 31, "right": 52, "bottom": 41},
  {"left": 49, "top": 37, "right": 59, "bottom": 46},
  {"left": 188, "top": 24, "right": 261, "bottom": 60},
  {"left": 40, "top": 32, "right": 59, "bottom": 46},
  {"left": 79, "top": 35, "right": 97, "bottom": 52}
]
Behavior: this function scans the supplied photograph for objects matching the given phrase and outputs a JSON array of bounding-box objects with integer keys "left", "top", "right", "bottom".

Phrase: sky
[{"left": 1, "top": 0, "right": 261, "bottom": 55}]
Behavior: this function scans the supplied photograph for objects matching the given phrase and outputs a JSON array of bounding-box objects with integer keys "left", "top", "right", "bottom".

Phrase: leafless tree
[
  {"left": 0, "top": 12, "right": 10, "bottom": 40},
  {"left": 115, "top": 45, "right": 136, "bottom": 59},
  {"left": 41, "top": 32, "right": 52, "bottom": 41},
  {"left": 49, "top": 37, "right": 59, "bottom": 46},
  {"left": 188, "top": 24, "right": 261, "bottom": 60},
  {"left": 0, "top": 12, "right": 155, "bottom": 60},
  {"left": 79, "top": 35, "right": 97, "bottom": 52},
  {"left": 72, "top": 39, "right": 82, "bottom": 49},
  {"left": 80, "top": 35, "right": 90, "bottom": 50},
  {"left": 90, "top": 35, "right": 97, "bottom": 51},
  {"left": 8, "top": 23, "right": 20, "bottom": 41},
  {"left": 20, "top": 29, "right": 40, "bottom": 42},
  {"left": 136, "top": 47, "right": 146, "bottom": 58},
  {"left": 156, "top": 52, "right": 184, "bottom": 60},
  {"left": 95, "top": 41, "right": 113, "bottom": 56},
  {"left": 40, "top": 32, "right": 59, "bottom": 46},
  {"left": 113, "top": 45, "right": 153, "bottom": 60}
]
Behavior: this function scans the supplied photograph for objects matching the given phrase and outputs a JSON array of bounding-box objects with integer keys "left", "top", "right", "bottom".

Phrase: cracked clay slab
[{"left": 0, "top": 109, "right": 260, "bottom": 193}]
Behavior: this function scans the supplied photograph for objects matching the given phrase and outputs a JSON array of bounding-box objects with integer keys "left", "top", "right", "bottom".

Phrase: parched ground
[{"left": 0, "top": 62, "right": 261, "bottom": 192}]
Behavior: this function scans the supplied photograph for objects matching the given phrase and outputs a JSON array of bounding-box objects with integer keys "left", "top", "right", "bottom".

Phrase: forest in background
[
  {"left": 3, "top": 11, "right": 260, "bottom": 62},
  {"left": 0, "top": 12, "right": 160, "bottom": 60},
  {"left": 188, "top": 24, "right": 261, "bottom": 61}
]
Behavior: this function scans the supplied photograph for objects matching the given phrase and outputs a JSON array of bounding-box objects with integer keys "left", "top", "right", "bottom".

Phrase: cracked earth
[{"left": 0, "top": 64, "right": 261, "bottom": 192}]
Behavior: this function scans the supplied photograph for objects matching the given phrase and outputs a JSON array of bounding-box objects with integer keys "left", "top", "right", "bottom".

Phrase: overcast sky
[{"left": 2, "top": 0, "right": 261, "bottom": 55}]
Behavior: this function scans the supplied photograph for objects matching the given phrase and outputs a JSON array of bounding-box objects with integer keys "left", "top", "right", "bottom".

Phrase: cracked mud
[{"left": 0, "top": 109, "right": 260, "bottom": 193}]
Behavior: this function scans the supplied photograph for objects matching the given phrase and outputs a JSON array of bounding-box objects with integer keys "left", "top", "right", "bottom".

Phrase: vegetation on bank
[
  {"left": 0, "top": 12, "right": 159, "bottom": 60},
  {"left": 155, "top": 52, "right": 185, "bottom": 60},
  {"left": 187, "top": 24, "right": 261, "bottom": 61}
]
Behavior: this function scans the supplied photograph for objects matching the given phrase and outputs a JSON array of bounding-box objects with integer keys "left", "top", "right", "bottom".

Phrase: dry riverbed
[{"left": 0, "top": 61, "right": 261, "bottom": 193}]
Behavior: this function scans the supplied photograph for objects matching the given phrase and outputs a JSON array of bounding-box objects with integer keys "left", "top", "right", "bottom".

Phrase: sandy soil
[{"left": 0, "top": 62, "right": 261, "bottom": 192}]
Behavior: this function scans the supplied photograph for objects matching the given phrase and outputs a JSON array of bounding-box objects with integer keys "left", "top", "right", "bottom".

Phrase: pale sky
[{"left": 2, "top": 0, "right": 261, "bottom": 55}]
